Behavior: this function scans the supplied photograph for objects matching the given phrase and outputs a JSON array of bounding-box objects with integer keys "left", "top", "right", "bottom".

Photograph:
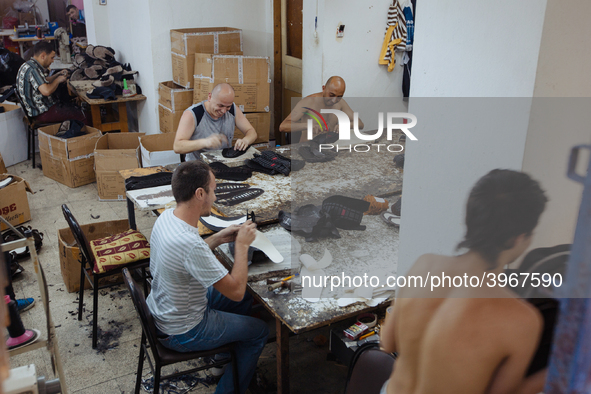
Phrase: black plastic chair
[
  {"left": 122, "top": 268, "right": 240, "bottom": 394},
  {"left": 61, "top": 204, "right": 150, "bottom": 348},
  {"left": 344, "top": 343, "right": 396, "bottom": 394},
  {"left": 13, "top": 85, "right": 56, "bottom": 169}
]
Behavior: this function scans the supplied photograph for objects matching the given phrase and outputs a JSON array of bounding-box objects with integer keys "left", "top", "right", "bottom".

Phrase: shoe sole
[{"left": 8, "top": 329, "right": 40, "bottom": 351}]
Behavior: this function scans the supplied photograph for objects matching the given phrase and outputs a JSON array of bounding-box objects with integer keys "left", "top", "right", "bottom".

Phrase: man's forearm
[
  {"left": 174, "top": 138, "right": 210, "bottom": 154},
  {"left": 39, "top": 80, "right": 61, "bottom": 97},
  {"left": 243, "top": 128, "right": 258, "bottom": 145}
]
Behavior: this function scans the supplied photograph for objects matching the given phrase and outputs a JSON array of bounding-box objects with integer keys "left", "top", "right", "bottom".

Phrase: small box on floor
[
  {"left": 58, "top": 219, "right": 130, "bottom": 292},
  {"left": 38, "top": 124, "right": 103, "bottom": 188},
  {"left": 0, "top": 174, "right": 32, "bottom": 231},
  {"left": 140, "top": 132, "right": 181, "bottom": 167},
  {"left": 94, "top": 133, "right": 144, "bottom": 201}
]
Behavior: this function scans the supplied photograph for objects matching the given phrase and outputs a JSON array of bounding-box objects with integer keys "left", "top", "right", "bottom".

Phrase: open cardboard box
[{"left": 0, "top": 174, "right": 32, "bottom": 231}]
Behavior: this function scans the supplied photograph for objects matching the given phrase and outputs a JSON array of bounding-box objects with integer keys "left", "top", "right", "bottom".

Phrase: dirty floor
[{"left": 6, "top": 156, "right": 348, "bottom": 394}]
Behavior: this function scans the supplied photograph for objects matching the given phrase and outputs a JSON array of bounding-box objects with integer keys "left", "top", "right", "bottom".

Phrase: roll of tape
[{"left": 357, "top": 312, "right": 378, "bottom": 329}]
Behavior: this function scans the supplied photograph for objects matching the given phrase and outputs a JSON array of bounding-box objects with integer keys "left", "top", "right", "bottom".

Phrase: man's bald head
[
  {"left": 322, "top": 76, "right": 346, "bottom": 106},
  {"left": 206, "top": 83, "right": 235, "bottom": 119}
]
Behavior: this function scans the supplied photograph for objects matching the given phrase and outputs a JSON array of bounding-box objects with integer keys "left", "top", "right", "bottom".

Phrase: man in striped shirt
[{"left": 146, "top": 160, "right": 268, "bottom": 394}]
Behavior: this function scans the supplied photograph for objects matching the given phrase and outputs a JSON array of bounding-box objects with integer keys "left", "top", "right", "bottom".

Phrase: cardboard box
[
  {"left": 172, "top": 51, "right": 243, "bottom": 88},
  {"left": 171, "top": 27, "right": 243, "bottom": 56},
  {"left": 94, "top": 133, "right": 144, "bottom": 201},
  {"left": 0, "top": 103, "right": 28, "bottom": 167},
  {"left": 193, "top": 54, "right": 271, "bottom": 112},
  {"left": 0, "top": 174, "right": 32, "bottom": 231},
  {"left": 158, "top": 81, "right": 194, "bottom": 111},
  {"left": 233, "top": 112, "right": 271, "bottom": 145},
  {"left": 38, "top": 124, "right": 102, "bottom": 188},
  {"left": 158, "top": 104, "right": 183, "bottom": 134},
  {"left": 140, "top": 132, "right": 180, "bottom": 167},
  {"left": 58, "top": 219, "right": 130, "bottom": 293},
  {"left": 0, "top": 153, "right": 6, "bottom": 174}
]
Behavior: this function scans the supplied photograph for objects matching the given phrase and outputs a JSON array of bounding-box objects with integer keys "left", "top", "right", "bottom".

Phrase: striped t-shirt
[{"left": 146, "top": 209, "right": 228, "bottom": 335}]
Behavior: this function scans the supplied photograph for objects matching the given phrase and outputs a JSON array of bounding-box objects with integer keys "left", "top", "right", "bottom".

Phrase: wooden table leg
[
  {"left": 90, "top": 104, "right": 102, "bottom": 131},
  {"left": 276, "top": 319, "right": 290, "bottom": 394},
  {"left": 118, "top": 102, "right": 128, "bottom": 132}
]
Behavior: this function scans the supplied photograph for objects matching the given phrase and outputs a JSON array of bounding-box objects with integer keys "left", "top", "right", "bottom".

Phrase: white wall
[
  {"left": 397, "top": 0, "right": 548, "bottom": 275},
  {"left": 302, "top": 0, "right": 405, "bottom": 97},
  {"left": 521, "top": 0, "right": 591, "bottom": 252},
  {"left": 82, "top": 0, "right": 110, "bottom": 46},
  {"left": 82, "top": 0, "right": 274, "bottom": 135}
]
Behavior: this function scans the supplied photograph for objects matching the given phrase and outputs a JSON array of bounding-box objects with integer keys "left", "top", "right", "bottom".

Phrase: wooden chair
[
  {"left": 122, "top": 268, "right": 239, "bottom": 394},
  {"left": 61, "top": 204, "right": 150, "bottom": 348}
]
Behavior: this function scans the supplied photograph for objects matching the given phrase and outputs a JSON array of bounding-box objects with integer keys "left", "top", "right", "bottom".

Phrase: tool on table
[{"left": 267, "top": 273, "right": 299, "bottom": 291}]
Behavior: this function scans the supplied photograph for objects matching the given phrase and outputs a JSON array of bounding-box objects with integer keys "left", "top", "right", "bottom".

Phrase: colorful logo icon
[{"left": 303, "top": 107, "right": 328, "bottom": 132}]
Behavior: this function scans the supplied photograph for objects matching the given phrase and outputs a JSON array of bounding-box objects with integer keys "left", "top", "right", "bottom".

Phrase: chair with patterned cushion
[{"left": 61, "top": 204, "right": 150, "bottom": 348}]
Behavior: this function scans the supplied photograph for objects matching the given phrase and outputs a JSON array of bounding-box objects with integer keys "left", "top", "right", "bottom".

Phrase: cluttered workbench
[{"left": 123, "top": 133, "right": 404, "bottom": 394}]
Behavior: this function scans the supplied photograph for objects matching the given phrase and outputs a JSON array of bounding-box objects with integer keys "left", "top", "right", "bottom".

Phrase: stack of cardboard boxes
[{"left": 161, "top": 27, "right": 271, "bottom": 149}]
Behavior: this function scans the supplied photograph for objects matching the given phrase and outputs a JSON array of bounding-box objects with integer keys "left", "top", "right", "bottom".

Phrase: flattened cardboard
[
  {"left": 38, "top": 124, "right": 102, "bottom": 188},
  {"left": 0, "top": 174, "right": 32, "bottom": 231},
  {"left": 172, "top": 51, "right": 243, "bottom": 89},
  {"left": 158, "top": 104, "right": 183, "bottom": 134},
  {"left": 58, "top": 219, "right": 130, "bottom": 292},
  {"left": 233, "top": 112, "right": 271, "bottom": 145},
  {"left": 140, "top": 132, "right": 181, "bottom": 167},
  {"left": 158, "top": 81, "right": 193, "bottom": 111},
  {"left": 94, "top": 133, "right": 144, "bottom": 201},
  {"left": 0, "top": 103, "right": 28, "bottom": 167},
  {"left": 192, "top": 54, "right": 271, "bottom": 112},
  {"left": 170, "top": 27, "right": 243, "bottom": 56}
]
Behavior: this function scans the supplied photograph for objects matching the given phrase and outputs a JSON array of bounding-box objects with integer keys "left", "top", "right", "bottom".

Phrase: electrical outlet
[{"left": 336, "top": 24, "right": 345, "bottom": 38}]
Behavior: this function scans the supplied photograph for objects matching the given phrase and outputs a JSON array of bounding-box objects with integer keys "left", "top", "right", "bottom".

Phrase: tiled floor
[{"left": 6, "top": 156, "right": 347, "bottom": 394}]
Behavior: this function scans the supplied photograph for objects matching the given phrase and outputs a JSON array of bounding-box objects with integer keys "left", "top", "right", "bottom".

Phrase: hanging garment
[
  {"left": 379, "top": 0, "right": 407, "bottom": 72},
  {"left": 402, "top": 0, "right": 414, "bottom": 51}
]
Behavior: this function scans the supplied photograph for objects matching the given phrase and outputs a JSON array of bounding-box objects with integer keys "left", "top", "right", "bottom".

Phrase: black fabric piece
[
  {"left": 86, "top": 85, "right": 116, "bottom": 100},
  {"left": 402, "top": 50, "right": 413, "bottom": 98},
  {"left": 0, "top": 49, "right": 24, "bottom": 87},
  {"left": 279, "top": 205, "right": 340, "bottom": 242},
  {"left": 0, "top": 86, "right": 15, "bottom": 104},
  {"left": 199, "top": 212, "right": 247, "bottom": 232},
  {"left": 216, "top": 188, "right": 264, "bottom": 206},
  {"left": 248, "top": 153, "right": 290, "bottom": 176},
  {"left": 55, "top": 119, "right": 87, "bottom": 139},
  {"left": 394, "top": 154, "right": 405, "bottom": 168},
  {"left": 229, "top": 104, "right": 235, "bottom": 116},
  {"left": 298, "top": 143, "right": 337, "bottom": 163},
  {"left": 222, "top": 147, "right": 248, "bottom": 158},
  {"left": 228, "top": 242, "right": 267, "bottom": 265},
  {"left": 322, "top": 195, "right": 370, "bottom": 231},
  {"left": 261, "top": 150, "right": 305, "bottom": 172},
  {"left": 215, "top": 183, "right": 250, "bottom": 194},
  {"left": 246, "top": 159, "right": 275, "bottom": 175},
  {"left": 125, "top": 172, "right": 173, "bottom": 191},
  {"left": 312, "top": 131, "right": 339, "bottom": 145},
  {"left": 210, "top": 162, "right": 252, "bottom": 181},
  {"left": 191, "top": 105, "right": 205, "bottom": 127}
]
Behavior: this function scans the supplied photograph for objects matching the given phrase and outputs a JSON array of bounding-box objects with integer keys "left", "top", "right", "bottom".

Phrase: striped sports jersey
[{"left": 146, "top": 209, "right": 228, "bottom": 335}]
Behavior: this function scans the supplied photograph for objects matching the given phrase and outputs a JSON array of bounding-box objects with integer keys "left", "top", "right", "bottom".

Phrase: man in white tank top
[{"left": 174, "top": 83, "right": 258, "bottom": 161}]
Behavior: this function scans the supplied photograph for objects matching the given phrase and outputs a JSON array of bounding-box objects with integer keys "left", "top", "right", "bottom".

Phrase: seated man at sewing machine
[
  {"left": 174, "top": 83, "right": 258, "bottom": 161},
  {"left": 16, "top": 41, "right": 87, "bottom": 125},
  {"left": 279, "top": 76, "right": 364, "bottom": 143}
]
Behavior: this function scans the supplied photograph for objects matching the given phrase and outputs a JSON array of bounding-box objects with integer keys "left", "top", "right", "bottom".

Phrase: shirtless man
[
  {"left": 279, "top": 76, "right": 364, "bottom": 142},
  {"left": 381, "top": 169, "right": 548, "bottom": 394}
]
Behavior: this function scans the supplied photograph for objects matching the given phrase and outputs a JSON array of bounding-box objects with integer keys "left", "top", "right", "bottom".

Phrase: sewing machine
[{"left": 54, "top": 28, "right": 71, "bottom": 63}]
